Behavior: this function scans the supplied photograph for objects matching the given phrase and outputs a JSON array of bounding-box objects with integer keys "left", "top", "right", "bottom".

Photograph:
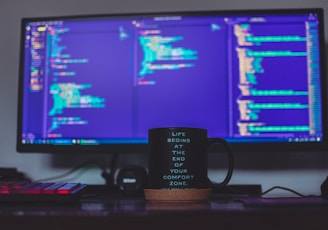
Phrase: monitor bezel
[{"left": 16, "top": 8, "right": 328, "bottom": 154}]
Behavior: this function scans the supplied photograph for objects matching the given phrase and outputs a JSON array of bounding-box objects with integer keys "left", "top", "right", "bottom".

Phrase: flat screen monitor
[{"left": 16, "top": 8, "right": 327, "bottom": 154}]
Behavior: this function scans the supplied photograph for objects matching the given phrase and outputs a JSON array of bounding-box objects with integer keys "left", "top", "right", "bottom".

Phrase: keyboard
[{"left": 0, "top": 181, "right": 87, "bottom": 203}]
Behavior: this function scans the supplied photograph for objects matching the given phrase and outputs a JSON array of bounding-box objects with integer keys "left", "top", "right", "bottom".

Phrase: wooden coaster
[{"left": 144, "top": 189, "right": 212, "bottom": 202}]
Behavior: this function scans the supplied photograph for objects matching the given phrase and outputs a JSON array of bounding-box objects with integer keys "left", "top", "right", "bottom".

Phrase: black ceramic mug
[{"left": 147, "top": 127, "right": 234, "bottom": 190}]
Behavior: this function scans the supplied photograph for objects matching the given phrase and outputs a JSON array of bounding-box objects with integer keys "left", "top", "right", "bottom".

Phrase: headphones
[{"left": 116, "top": 165, "right": 148, "bottom": 195}]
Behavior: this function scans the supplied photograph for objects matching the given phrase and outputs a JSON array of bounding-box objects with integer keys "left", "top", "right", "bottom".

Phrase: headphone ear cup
[
  {"left": 321, "top": 176, "right": 328, "bottom": 199},
  {"left": 116, "top": 165, "right": 148, "bottom": 195}
]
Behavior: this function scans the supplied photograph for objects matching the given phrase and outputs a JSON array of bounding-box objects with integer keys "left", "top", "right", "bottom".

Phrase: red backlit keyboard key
[
  {"left": 22, "top": 182, "right": 54, "bottom": 194},
  {"left": 57, "top": 183, "right": 81, "bottom": 194},
  {"left": 0, "top": 181, "right": 87, "bottom": 202}
]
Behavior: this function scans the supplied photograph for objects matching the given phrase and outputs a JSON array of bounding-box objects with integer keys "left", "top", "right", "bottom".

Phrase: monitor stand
[{"left": 213, "top": 184, "right": 262, "bottom": 197}]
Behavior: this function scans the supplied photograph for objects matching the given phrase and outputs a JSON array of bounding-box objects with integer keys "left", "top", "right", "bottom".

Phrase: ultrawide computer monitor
[{"left": 16, "top": 8, "right": 327, "bottom": 154}]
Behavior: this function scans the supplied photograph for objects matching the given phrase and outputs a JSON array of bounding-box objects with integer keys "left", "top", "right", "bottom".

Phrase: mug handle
[{"left": 207, "top": 138, "right": 234, "bottom": 188}]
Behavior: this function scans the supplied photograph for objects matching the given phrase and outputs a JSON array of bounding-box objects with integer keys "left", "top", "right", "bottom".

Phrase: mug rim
[{"left": 149, "top": 127, "right": 207, "bottom": 132}]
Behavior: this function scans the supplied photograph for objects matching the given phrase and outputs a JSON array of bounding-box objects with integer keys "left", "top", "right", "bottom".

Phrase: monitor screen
[{"left": 16, "top": 8, "right": 327, "bottom": 153}]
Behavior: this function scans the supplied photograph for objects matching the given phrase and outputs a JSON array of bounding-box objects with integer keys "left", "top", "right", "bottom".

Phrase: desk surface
[{"left": 1, "top": 188, "right": 328, "bottom": 230}]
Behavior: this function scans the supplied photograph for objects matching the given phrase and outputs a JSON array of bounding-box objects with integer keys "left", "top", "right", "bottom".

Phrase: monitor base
[{"left": 213, "top": 184, "right": 262, "bottom": 197}]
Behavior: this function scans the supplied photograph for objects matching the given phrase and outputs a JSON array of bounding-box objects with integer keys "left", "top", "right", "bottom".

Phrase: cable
[
  {"left": 213, "top": 184, "right": 318, "bottom": 198},
  {"left": 261, "top": 185, "right": 317, "bottom": 197},
  {"left": 35, "top": 158, "right": 110, "bottom": 183},
  {"left": 101, "top": 152, "right": 118, "bottom": 187}
]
